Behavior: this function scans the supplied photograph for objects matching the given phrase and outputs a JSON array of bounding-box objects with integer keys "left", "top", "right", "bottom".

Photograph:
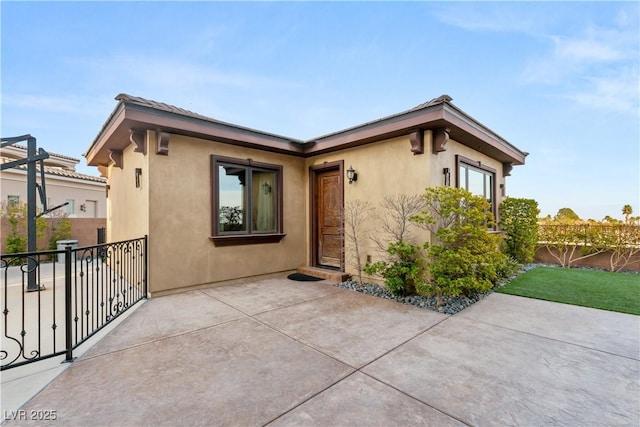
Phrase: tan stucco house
[{"left": 85, "top": 94, "right": 527, "bottom": 295}]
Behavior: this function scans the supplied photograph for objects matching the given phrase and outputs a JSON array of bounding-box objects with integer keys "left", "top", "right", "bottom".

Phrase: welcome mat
[{"left": 287, "top": 273, "right": 324, "bottom": 282}]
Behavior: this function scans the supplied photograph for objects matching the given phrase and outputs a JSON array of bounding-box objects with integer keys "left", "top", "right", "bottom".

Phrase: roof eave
[
  {"left": 84, "top": 101, "right": 127, "bottom": 166},
  {"left": 303, "top": 101, "right": 527, "bottom": 165},
  {"left": 442, "top": 103, "right": 528, "bottom": 165},
  {"left": 85, "top": 100, "right": 306, "bottom": 167},
  {"left": 85, "top": 95, "right": 527, "bottom": 168}
]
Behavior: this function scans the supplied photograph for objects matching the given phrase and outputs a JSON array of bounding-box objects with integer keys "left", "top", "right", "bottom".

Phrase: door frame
[{"left": 309, "top": 160, "right": 344, "bottom": 271}]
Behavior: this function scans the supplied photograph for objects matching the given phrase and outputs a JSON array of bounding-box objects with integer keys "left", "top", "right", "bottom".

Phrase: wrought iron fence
[{"left": 1, "top": 236, "right": 147, "bottom": 370}]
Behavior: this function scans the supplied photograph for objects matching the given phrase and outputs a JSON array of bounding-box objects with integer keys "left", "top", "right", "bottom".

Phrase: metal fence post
[
  {"left": 64, "top": 245, "right": 73, "bottom": 362},
  {"left": 143, "top": 235, "right": 148, "bottom": 298}
]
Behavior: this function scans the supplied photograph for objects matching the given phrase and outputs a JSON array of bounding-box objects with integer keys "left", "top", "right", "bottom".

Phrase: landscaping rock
[
  {"left": 335, "top": 280, "right": 493, "bottom": 315},
  {"left": 336, "top": 263, "right": 540, "bottom": 314}
]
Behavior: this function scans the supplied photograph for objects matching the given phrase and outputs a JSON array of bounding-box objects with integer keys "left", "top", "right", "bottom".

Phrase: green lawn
[{"left": 497, "top": 266, "right": 640, "bottom": 315}]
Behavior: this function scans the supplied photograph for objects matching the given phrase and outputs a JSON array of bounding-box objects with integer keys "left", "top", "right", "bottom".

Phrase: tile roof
[
  {"left": 5, "top": 162, "right": 106, "bottom": 184},
  {"left": 112, "top": 93, "right": 455, "bottom": 145},
  {"left": 310, "top": 94, "right": 454, "bottom": 141},
  {"left": 114, "top": 93, "right": 305, "bottom": 144},
  {"left": 116, "top": 94, "right": 217, "bottom": 123},
  {"left": 87, "top": 92, "right": 527, "bottom": 167},
  {"left": 7, "top": 144, "right": 81, "bottom": 163}
]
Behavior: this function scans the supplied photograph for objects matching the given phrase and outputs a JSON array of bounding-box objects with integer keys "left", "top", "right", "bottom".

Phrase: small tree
[
  {"left": 605, "top": 223, "right": 640, "bottom": 272},
  {"left": 342, "top": 200, "right": 372, "bottom": 284},
  {"left": 499, "top": 197, "right": 539, "bottom": 263},
  {"left": 622, "top": 205, "right": 633, "bottom": 223},
  {"left": 603, "top": 215, "right": 620, "bottom": 224},
  {"left": 555, "top": 207, "right": 580, "bottom": 222},
  {"left": 411, "top": 187, "right": 506, "bottom": 306},
  {"left": 364, "top": 194, "right": 426, "bottom": 296},
  {"left": 537, "top": 223, "right": 608, "bottom": 268},
  {"left": 1, "top": 202, "right": 48, "bottom": 254},
  {"left": 369, "top": 194, "right": 425, "bottom": 254},
  {"left": 1, "top": 202, "right": 27, "bottom": 254},
  {"left": 47, "top": 208, "right": 72, "bottom": 250}
]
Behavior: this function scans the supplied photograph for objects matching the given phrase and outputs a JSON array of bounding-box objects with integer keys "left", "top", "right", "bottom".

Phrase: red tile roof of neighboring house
[
  {"left": 7, "top": 144, "right": 81, "bottom": 163},
  {"left": 6, "top": 163, "right": 106, "bottom": 184}
]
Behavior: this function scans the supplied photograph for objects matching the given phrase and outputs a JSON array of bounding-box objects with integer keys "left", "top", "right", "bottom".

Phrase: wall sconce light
[
  {"left": 443, "top": 168, "right": 451, "bottom": 186},
  {"left": 500, "top": 183, "right": 505, "bottom": 197},
  {"left": 80, "top": 204, "right": 87, "bottom": 212},
  {"left": 262, "top": 182, "right": 271, "bottom": 195},
  {"left": 106, "top": 185, "right": 110, "bottom": 198},
  {"left": 135, "top": 168, "right": 142, "bottom": 188},
  {"left": 346, "top": 165, "right": 358, "bottom": 184}
]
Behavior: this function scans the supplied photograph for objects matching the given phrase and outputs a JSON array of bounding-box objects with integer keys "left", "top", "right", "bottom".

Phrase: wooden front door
[{"left": 315, "top": 168, "right": 343, "bottom": 268}]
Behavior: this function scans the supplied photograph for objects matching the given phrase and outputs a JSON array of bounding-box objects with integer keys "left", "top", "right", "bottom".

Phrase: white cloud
[
  {"left": 75, "top": 53, "right": 301, "bottom": 92},
  {"left": 432, "top": 3, "right": 544, "bottom": 35},
  {"left": 435, "top": 3, "right": 639, "bottom": 116},
  {"left": 521, "top": 24, "right": 638, "bottom": 83},
  {"left": 3, "top": 94, "right": 90, "bottom": 114},
  {"left": 2, "top": 92, "right": 110, "bottom": 116},
  {"left": 523, "top": 26, "right": 637, "bottom": 115},
  {"left": 560, "top": 67, "right": 640, "bottom": 115},
  {"left": 552, "top": 35, "right": 625, "bottom": 62}
]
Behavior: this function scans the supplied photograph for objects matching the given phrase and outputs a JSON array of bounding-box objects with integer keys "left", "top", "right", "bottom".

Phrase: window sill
[{"left": 209, "top": 233, "right": 286, "bottom": 247}]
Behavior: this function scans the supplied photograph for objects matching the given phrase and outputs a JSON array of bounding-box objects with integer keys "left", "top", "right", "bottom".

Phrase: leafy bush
[
  {"left": 2, "top": 202, "right": 27, "bottom": 254},
  {"left": 538, "top": 222, "right": 640, "bottom": 270},
  {"left": 494, "top": 255, "right": 521, "bottom": 281},
  {"left": 363, "top": 241, "right": 424, "bottom": 296},
  {"left": 2, "top": 202, "right": 48, "bottom": 253},
  {"left": 47, "top": 209, "right": 72, "bottom": 250},
  {"left": 411, "top": 187, "right": 509, "bottom": 306},
  {"left": 555, "top": 207, "right": 581, "bottom": 222},
  {"left": 499, "top": 197, "right": 539, "bottom": 263},
  {"left": 364, "top": 194, "right": 427, "bottom": 296}
]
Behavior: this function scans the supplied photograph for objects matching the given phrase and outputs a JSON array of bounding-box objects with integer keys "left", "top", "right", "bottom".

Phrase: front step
[{"left": 297, "top": 266, "right": 351, "bottom": 282}]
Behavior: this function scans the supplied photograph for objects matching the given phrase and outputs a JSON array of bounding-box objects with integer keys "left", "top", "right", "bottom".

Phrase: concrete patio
[{"left": 2, "top": 275, "right": 639, "bottom": 426}]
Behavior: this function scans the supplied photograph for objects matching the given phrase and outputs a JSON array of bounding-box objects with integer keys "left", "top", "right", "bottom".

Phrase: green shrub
[
  {"left": 2, "top": 202, "right": 30, "bottom": 254},
  {"left": 494, "top": 255, "right": 521, "bottom": 281},
  {"left": 499, "top": 197, "right": 539, "bottom": 263},
  {"left": 363, "top": 241, "right": 425, "bottom": 296},
  {"left": 411, "top": 187, "right": 509, "bottom": 306},
  {"left": 47, "top": 212, "right": 72, "bottom": 250}
]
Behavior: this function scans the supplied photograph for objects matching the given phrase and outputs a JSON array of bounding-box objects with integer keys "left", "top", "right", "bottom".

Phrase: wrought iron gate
[{"left": 1, "top": 236, "right": 148, "bottom": 370}]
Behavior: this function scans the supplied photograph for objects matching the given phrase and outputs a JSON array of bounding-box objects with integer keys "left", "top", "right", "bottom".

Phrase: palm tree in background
[{"left": 622, "top": 205, "right": 633, "bottom": 223}]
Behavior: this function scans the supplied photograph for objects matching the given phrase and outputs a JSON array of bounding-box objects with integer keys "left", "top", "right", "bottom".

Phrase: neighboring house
[
  {"left": 1, "top": 145, "right": 106, "bottom": 218},
  {"left": 85, "top": 94, "right": 527, "bottom": 295}
]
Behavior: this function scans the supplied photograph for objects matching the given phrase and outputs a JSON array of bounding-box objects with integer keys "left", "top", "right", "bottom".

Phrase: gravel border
[{"left": 336, "top": 264, "right": 537, "bottom": 315}]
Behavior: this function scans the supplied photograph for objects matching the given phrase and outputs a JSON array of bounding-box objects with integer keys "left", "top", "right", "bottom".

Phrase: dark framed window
[
  {"left": 210, "top": 155, "right": 285, "bottom": 246},
  {"left": 456, "top": 155, "right": 497, "bottom": 226}
]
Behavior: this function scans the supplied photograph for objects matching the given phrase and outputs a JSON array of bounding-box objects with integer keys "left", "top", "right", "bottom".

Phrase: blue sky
[{"left": 2, "top": 1, "right": 638, "bottom": 220}]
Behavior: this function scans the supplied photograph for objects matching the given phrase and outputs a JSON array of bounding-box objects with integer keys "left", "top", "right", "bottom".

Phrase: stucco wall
[
  {"left": 104, "top": 129, "right": 515, "bottom": 294},
  {"left": 106, "top": 140, "right": 150, "bottom": 243},
  {"left": 305, "top": 133, "right": 509, "bottom": 281},
  {"left": 0, "top": 169, "right": 106, "bottom": 218},
  {"left": 145, "top": 133, "right": 307, "bottom": 294},
  {"left": 429, "top": 139, "right": 506, "bottom": 203},
  {"left": 305, "top": 134, "right": 433, "bottom": 280}
]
